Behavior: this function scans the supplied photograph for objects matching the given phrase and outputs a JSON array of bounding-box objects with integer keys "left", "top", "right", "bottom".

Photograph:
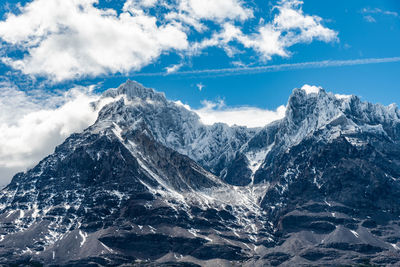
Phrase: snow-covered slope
[
  {"left": 0, "top": 81, "right": 400, "bottom": 266},
  {"left": 224, "top": 87, "right": 400, "bottom": 186},
  {"left": 0, "top": 81, "right": 272, "bottom": 265},
  {"left": 97, "top": 80, "right": 257, "bottom": 177}
]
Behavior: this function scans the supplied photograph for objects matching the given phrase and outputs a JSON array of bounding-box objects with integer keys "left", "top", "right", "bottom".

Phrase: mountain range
[{"left": 0, "top": 80, "right": 399, "bottom": 266}]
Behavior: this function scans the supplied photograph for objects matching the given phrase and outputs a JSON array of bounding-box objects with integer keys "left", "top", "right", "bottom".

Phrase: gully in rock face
[{"left": 0, "top": 81, "right": 399, "bottom": 266}]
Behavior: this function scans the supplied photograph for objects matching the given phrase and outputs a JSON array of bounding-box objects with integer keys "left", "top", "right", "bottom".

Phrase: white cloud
[
  {"left": 0, "top": 0, "right": 188, "bottom": 81},
  {"left": 0, "top": 83, "right": 285, "bottom": 185},
  {"left": 361, "top": 7, "right": 399, "bottom": 23},
  {"left": 244, "top": 0, "right": 337, "bottom": 59},
  {"left": 335, "top": 93, "right": 351, "bottom": 100},
  {"left": 193, "top": 100, "right": 286, "bottom": 127},
  {"left": 364, "top": 15, "right": 376, "bottom": 23},
  {"left": 0, "top": 83, "right": 114, "bottom": 185},
  {"left": 164, "top": 10, "right": 206, "bottom": 32},
  {"left": 0, "top": 0, "right": 337, "bottom": 81},
  {"left": 164, "top": 0, "right": 252, "bottom": 34},
  {"left": 362, "top": 7, "right": 399, "bottom": 17},
  {"left": 135, "top": 57, "right": 400, "bottom": 77},
  {"left": 190, "top": 22, "right": 245, "bottom": 55},
  {"left": 192, "top": 0, "right": 337, "bottom": 61},
  {"left": 165, "top": 63, "right": 184, "bottom": 73},
  {"left": 274, "top": 0, "right": 338, "bottom": 45},
  {"left": 196, "top": 83, "right": 204, "bottom": 91},
  {"left": 177, "top": 0, "right": 252, "bottom": 22},
  {"left": 174, "top": 100, "right": 192, "bottom": 111},
  {"left": 239, "top": 24, "right": 288, "bottom": 59},
  {"left": 124, "top": 0, "right": 158, "bottom": 9},
  {"left": 0, "top": 84, "right": 43, "bottom": 124}
]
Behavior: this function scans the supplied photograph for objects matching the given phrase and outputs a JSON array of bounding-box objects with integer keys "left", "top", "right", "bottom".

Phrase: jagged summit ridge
[
  {"left": 96, "top": 80, "right": 257, "bottom": 177},
  {"left": 289, "top": 87, "right": 400, "bottom": 127},
  {"left": 285, "top": 87, "right": 400, "bottom": 143},
  {"left": 0, "top": 80, "right": 400, "bottom": 266},
  {"left": 102, "top": 79, "right": 167, "bottom": 102},
  {"left": 95, "top": 81, "right": 400, "bottom": 187},
  {"left": 214, "top": 85, "right": 400, "bottom": 186}
]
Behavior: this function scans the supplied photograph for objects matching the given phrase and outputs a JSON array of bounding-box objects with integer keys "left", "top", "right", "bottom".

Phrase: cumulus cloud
[
  {"left": 190, "top": 22, "right": 245, "bottom": 55},
  {"left": 192, "top": 100, "right": 286, "bottom": 128},
  {"left": 125, "top": 0, "right": 158, "bottom": 9},
  {"left": 192, "top": 0, "right": 337, "bottom": 60},
  {"left": 0, "top": 0, "right": 188, "bottom": 82},
  {"left": 273, "top": 0, "right": 337, "bottom": 45},
  {"left": 0, "top": 0, "right": 337, "bottom": 82},
  {"left": 0, "top": 83, "right": 114, "bottom": 185},
  {"left": 177, "top": 0, "right": 252, "bottom": 22},
  {"left": 165, "top": 0, "right": 252, "bottom": 32}
]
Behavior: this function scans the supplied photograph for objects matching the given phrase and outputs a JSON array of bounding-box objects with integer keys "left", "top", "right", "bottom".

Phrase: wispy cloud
[
  {"left": 363, "top": 15, "right": 376, "bottom": 23},
  {"left": 132, "top": 56, "right": 400, "bottom": 77},
  {"left": 196, "top": 83, "right": 205, "bottom": 91},
  {"left": 165, "top": 63, "right": 184, "bottom": 74},
  {"left": 361, "top": 7, "right": 399, "bottom": 23},
  {"left": 362, "top": 7, "right": 399, "bottom": 17}
]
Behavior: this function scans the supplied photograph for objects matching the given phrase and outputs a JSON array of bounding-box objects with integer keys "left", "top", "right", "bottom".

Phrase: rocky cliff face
[
  {"left": 0, "top": 81, "right": 399, "bottom": 266},
  {"left": 98, "top": 80, "right": 257, "bottom": 178}
]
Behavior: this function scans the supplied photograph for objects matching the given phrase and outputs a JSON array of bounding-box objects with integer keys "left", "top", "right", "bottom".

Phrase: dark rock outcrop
[{"left": 0, "top": 81, "right": 399, "bottom": 266}]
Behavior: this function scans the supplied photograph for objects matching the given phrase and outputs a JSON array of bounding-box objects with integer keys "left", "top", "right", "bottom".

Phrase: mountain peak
[
  {"left": 102, "top": 79, "right": 167, "bottom": 102},
  {"left": 300, "top": 84, "right": 322, "bottom": 95},
  {"left": 1, "top": 81, "right": 400, "bottom": 266},
  {"left": 285, "top": 86, "right": 334, "bottom": 125}
]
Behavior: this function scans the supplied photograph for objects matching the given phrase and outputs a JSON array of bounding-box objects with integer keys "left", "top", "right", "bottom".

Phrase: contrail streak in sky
[{"left": 132, "top": 57, "right": 400, "bottom": 77}]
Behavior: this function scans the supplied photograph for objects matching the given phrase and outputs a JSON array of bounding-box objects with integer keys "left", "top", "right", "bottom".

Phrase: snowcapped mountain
[
  {"left": 0, "top": 80, "right": 399, "bottom": 266},
  {"left": 98, "top": 80, "right": 257, "bottom": 177},
  {"left": 226, "top": 87, "right": 400, "bottom": 187}
]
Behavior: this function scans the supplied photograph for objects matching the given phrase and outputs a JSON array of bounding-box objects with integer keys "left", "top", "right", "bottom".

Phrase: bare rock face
[{"left": 0, "top": 81, "right": 400, "bottom": 266}]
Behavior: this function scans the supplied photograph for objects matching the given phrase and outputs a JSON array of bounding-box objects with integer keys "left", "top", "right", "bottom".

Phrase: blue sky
[
  {"left": 0, "top": 0, "right": 399, "bottom": 183},
  {"left": 131, "top": 0, "right": 400, "bottom": 109},
  {"left": 0, "top": 0, "right": 399, "bottom": 109}
]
